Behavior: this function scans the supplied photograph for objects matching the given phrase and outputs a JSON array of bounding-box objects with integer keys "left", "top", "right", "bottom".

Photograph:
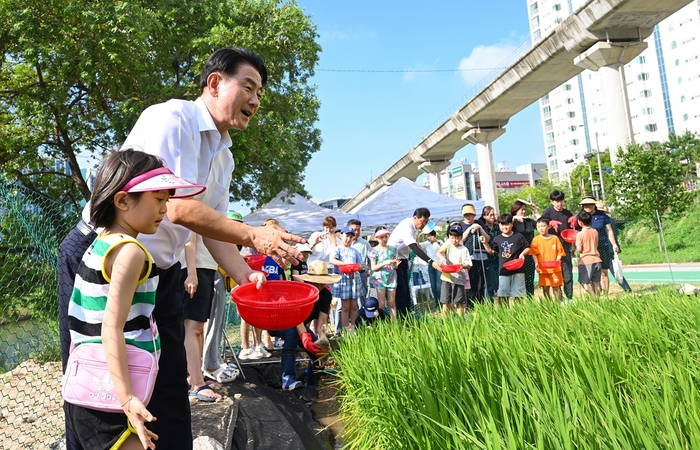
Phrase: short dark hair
[
  {"left": 413, "top": 207, "right": 430, "bottom": 219},
  {"left": 550, "top": 190, "right": 565, "bottom": 201},
  {"left": 536, "top": 217, "right": 550, "bottom": 225},
  {"left": 498, "top": 213, "right": 513, "bottom": 225},
  {"left": 578, "top": 211, "right": 592, "bottom": 226},
  {"left": 90, "top": 149, "right": 166, "bottom": 228},
  {"left": 348, "top": 219, "right": 362, "bottom": 227},
  {"left": 426, "top": 230, "right": 436, "bottom": 237},
  {"left": 199, "top": 47, "right": 268, "bottom": 91}
]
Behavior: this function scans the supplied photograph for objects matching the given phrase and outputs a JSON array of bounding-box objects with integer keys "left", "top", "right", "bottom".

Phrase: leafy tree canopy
[
  {"left": 608, "top": 132, "right": 699, "bottom": 227},
  {"left": 0, "top": 0, "right": 321, "bottom": 208}
]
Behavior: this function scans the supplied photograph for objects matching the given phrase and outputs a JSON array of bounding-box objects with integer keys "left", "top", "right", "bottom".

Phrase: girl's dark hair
[
  {"left": 510, "top": 200, "right": 527, "bottom": 216},
  {"left": 374, "top": 225, "right": 388, "bottom": 234},
  {"left": 90, "top": 149, "right": 166, "bottom": 228},
  {"left": 479, "top": 205, "right": 495, "bottom": 221}
]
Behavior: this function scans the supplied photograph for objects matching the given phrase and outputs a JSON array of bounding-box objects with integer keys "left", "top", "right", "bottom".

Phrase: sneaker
[
  {"left": 238, "top": 348, "right": 256, "bottom": 360},
  {"left": 256, "top": 344, "right": 272, "bottom": 358},
  {"left": 274, "top": 338, "right": 284, "bottom": 349},
  {"left": 285, "top": 381, "right": 303, "bottom": 391}
]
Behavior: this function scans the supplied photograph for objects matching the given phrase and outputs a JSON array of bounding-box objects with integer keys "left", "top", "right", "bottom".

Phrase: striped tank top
[{"left": 68, "top": 233, "right": 161, "bottom": 356}]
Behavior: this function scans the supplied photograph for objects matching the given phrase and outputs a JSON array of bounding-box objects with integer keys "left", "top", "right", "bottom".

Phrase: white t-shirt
[
  {"left": 307, "top": 231, "right": 341, "bottom": 266},
  {"left": 387, "top": 217, "right": 418, "bottom": 259},
  {"left": 123, "top": 98, "right": 233, "bottom": 269}
]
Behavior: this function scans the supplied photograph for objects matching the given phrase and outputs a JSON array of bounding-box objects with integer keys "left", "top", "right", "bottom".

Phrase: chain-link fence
[
  {"left": 1, "top": 179, "right": 79, "bottom": 449},
  {"left": 1, "top": 176, "right": 700, "bottom": 448}
]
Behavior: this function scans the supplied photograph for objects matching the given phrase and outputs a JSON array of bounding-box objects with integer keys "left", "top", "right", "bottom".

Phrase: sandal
[
  {"left": 188, "top": 384, "right": 219, "bottom": 402},
  {"left": 203, "top": 363, "right": 239, "bottom": 384}
]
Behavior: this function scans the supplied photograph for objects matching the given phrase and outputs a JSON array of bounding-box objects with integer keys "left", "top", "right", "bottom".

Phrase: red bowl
[
  {"left": 231, "top": 281, "right": 319, "bottom": 330},
  {"left": 503, "top": 258, "right": 524, "bottom": 271},
  {"left": 244, "top": 254, "right": 266, "bottom": 270},
  {"left": 540, "top": 260, "right": 562, "bottom": 269},
  {"left": 337, "top": 263, "right": 361, "bottom": 274},
  {"left": 440, "top": 264, "right": 462, "bottom": 273},
  {"left": 561, "top": 229, "right": 578, "bottom": 243}
]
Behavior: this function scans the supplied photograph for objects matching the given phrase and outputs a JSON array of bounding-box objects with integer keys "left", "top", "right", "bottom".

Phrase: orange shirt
[
  {"left": 576, "top": 227, "right": 602, "bottom": 265},
  {"left": 529, "top": 235, "right": 566, "bottom": 274}
]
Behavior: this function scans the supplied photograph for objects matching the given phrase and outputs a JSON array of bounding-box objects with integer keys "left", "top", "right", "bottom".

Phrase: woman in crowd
[
  {"left": 511, "top": 200, "right": 539, "bottom": 297},
  {"left": 307, "top": 216, "right": 339, "bottom": 267},
  {"left": 475, "top": 206, "right": 500, "bottom": 300}
]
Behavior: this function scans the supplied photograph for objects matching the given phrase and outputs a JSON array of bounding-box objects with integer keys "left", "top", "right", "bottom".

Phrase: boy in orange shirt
[
  {"left": 575, "top": 211, "right": 602, "bottom": 297},
  {"left": 529, "top": 217, "right": 566, "bottom": 301}
]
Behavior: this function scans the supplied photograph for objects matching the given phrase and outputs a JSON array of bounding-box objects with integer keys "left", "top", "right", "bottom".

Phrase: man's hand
[
  {"left": 300, "top": 332, "right": 327, "bottom": 359},
  {"left": 251, "top": 226, "right": 305, "bottom": 267}
]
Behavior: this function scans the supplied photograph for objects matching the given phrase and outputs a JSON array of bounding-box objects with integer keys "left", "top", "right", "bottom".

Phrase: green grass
[
  {"left": 336, "top": 292, "right": 700, "bottom": 449},
  {"left": 619, "top": 209, "right": 700, "bottom": 264}
]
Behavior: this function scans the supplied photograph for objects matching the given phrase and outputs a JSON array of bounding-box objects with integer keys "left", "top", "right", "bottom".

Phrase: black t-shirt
[
  {"left": 512, "top": 218, "right": 536, "bottom": 244},
  {"left": 492, "top": 233, "right": 529, "bottom": 275},
  {"left": 291, "top": 260, "right": 308, "bottom": 276},
  {"left": 540, "top": 206, "right": 574, "bottom": 249}
]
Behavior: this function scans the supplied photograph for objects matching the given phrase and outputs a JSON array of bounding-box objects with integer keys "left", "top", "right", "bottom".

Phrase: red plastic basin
[
  {"left": 561, "top": 229, "right": 578, "bottom": 243},
  {"left": 231, "top": 281, "right": 319, "bottom": 330},
  {"left": 337, "top": 263, "right": 361, "bottom": 274},
  {"left": 503, "top": 258, "right": 524, "bottom": 271},
  {"left": 244, "top": 254, "right": 266, "bottom": 270},
  {"left": 540, "top": 260, "right": 562, "bottom": 269},
  {"left": 440, "top": 264, "right": 462, "bottom": 273}
]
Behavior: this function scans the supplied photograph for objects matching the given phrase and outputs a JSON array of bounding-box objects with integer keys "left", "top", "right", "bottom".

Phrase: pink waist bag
[{"left": 62, "top": 322, "right": 159, "bottom": 413}]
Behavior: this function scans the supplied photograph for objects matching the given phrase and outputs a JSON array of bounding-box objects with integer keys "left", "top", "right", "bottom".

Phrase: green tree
[
  {"left": 609, "top": 139, "right": 693, "bottom": 232},
  {"left": 0, "top": 0, "right": 321, "bottom": 208},
  {"left": 497, "top": 175, "right": 569, "bottom": 216}
]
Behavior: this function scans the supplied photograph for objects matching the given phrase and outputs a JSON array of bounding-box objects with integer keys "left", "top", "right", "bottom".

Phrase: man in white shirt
[
  {"left": 58, "top": 47, "right": 304, "bottom": 450},
  {"left": 387, "top": 208, "right": 442, "bottom": 317}
]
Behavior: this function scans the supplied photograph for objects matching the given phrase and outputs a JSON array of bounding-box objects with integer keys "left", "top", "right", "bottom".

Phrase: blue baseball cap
[
  {"left": 341, "top": 226, "right": 356, "bottom": 236},
  {"left": 364, "top": 297, "right": 379, "bottom": 318}
]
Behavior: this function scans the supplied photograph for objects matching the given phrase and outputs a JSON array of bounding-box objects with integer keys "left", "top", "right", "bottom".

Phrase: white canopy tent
[
  {"left": 242, "top": 190, "right": 359, "bottom": 237},
  {"left": 352, "top": 177, "right": 486, "bottom": 229}
]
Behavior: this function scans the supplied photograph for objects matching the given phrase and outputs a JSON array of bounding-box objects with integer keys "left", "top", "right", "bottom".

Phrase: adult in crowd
[
  {"left": 387, "top": 208, "right": 442, "bottom": 317},
  {"left": 307, "top": 216, "right": 339, "bottom": 266},
  {"left": 474, "top": 206, "right": 500, "bottom": 300},
  {"left": 57, "top": 47, "right": 303, "bottom": 450},
  {"left": 511, "top": 200, "right": 539, "bottom": 296},
  {"left": 596, "top": 200, "right": 632, "bottom": 293},
  {"left": 181, "top": 232, "right": 227, "bottom": 402},
  {"left": 539, "top": 190, "right": 575, "bottom": 300},
  {"left": 292, "top": 260, "right": 339, "bottom": 351},
  {"left": 202, "top": 211, "right": 246, "bottom": 384},
  {"left": 419, "top": 230, "right": 442, "bottom": 307},
  {"left": 459, "top": 204, "right": 492, "bottom": 304}
]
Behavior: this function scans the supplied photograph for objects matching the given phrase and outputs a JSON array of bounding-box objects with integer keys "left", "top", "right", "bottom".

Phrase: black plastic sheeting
[{"left": 191, "top": 361, "right": 333, "bottom": 450}]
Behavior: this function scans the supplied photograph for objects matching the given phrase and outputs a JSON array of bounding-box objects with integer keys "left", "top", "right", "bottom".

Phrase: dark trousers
[
  {"left": 561, "top": 246, "right": 574, "bottom": 299},
  {"left": 427, "top": 265, "right": 442, "bottom": 307},
  {"left": 467, "top": 261, "right": 487, "bottom": 304},
  {"left": 59, "top": 224, "right": 193, "bottom": 449},
  {"left": 395, "top": 259, "right": 411, "bottom": 317},
  {"left": 524, "top": 255, "right": 536, "bottom": 297},
  {"left": 58, "top": 224, "right": 96, "bottom": 450}
]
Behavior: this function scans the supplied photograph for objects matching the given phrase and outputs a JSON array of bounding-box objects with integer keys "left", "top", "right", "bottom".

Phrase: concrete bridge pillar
[
  {"left": 462, "top": 127, "right": 506, "bottom": 215},
  {"left": 574, "top": 40, "right": 648, "bottom": 164},
  {"left": 418, "top": 160, "right": 451, "bottom": 194}
]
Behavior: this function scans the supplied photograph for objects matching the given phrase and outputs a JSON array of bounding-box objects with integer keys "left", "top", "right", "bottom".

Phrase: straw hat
[
  {"left": 292, "top": 260, "right": 341, "bottom": 284},
  {"left": 462, "top": 204, "right": 477, "bottom": 215},
  {"left": 595, "top": 201, "right": 610, "bottom": 213},
  {"left": 579, "top": 196, "right": 597, "bottom": 206}
]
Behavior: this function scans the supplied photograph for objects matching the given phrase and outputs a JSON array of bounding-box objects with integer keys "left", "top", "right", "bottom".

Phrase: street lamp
[{"left": 563, "top": 159, "right": 574, "bottom": 195}]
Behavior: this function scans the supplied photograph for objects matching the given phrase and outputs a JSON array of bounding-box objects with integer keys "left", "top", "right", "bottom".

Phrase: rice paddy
[{"left": 335, "top": 290, "right": 700, "bottom": 449}]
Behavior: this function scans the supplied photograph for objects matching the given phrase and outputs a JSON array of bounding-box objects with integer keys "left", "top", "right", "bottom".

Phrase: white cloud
[{"left": 458, "top": 42, "right": 519, "bottom": 86}]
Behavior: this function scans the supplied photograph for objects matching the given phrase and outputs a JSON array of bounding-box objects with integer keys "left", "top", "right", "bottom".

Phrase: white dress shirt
[{"left": 387, "top": 217, "right": 418, "bottom": 259}]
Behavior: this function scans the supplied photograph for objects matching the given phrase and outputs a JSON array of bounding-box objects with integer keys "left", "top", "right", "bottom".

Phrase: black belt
[{"left": 76, "top": 218, "right": 94, "bottom": 236}]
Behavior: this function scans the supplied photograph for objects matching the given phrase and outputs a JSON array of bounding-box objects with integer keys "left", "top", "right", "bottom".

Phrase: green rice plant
[{"left": 335, "top": 293, "right": 700, "bottom": 449}]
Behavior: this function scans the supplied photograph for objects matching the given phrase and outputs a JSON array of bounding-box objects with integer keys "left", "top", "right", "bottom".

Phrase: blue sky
[{"left": 282, "top": 0, "right": 545, "bottom": 212}]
